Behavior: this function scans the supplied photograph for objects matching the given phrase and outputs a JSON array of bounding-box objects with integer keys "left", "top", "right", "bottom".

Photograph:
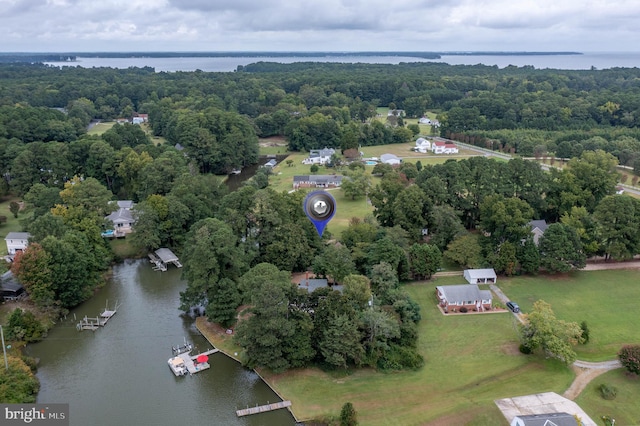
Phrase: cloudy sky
[{"left": 1, "top": 0, "right": 638, "bottom": 52}]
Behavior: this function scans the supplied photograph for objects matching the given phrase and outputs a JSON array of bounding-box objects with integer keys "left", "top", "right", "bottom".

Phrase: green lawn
[
  {"left": 0, "top": 196, "right": 28, "bottom": 256},
  {"left": 263, "top": 281, "right": 573, "bottom": 425},
  {"left": 576, "top": 369, "right": 640, "bottom": 426},
  {"left": 498, "top": 270, "right": 640, "bottom": 361},
  {"left": 87, "top": 121, "right": 115, "bottom": 136}
]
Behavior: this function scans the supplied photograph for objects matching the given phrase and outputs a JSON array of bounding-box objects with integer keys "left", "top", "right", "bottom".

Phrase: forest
[{"left": 1, "top": 60, "right": 640, "bottom": 386}]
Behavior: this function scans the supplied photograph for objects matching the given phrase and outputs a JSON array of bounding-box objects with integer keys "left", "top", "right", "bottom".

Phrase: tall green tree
[
  {"left": 408, "top": 243, "right": 441, "bottom": 280},
  {"left": 313, "top": 244, "right": 356, "bottom": 284},
  {"left": 593, "top": 195, "right": 640, "bottom": 260},
  {"left": 180, "top": 218, "right": 247, "bottom": 314},
  {"left": 519, "top": 300, "right": 584, "bottom": 364},
  {"left": 538, "top": 223, "right": 586, "bottom": 273}
]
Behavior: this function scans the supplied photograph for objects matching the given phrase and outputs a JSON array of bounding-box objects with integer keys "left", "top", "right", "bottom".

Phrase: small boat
[
  {"left": 230, "top": 168, "right": 242, "bottom": 175},
  {"left": 168, "top": 340, "right": 193, "bottom": 376}
]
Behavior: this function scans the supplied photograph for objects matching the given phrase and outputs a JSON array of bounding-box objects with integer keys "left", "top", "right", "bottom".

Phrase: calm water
[
  {"left": 26, "top": 260, "right": 295, "bottom": 426},
  {"left": 46, "top": 52, "right": 640, "bottom": 72}
]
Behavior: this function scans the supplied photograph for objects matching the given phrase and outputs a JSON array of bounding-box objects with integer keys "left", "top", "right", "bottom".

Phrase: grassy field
[
  {"left": 576, "top": 369, "right": 640, "bottom": 425},
  {"left": 258, "top": 278, "right": 573, "bottom": 425},
  {"left": 498, "top": 270, "right": 640, "bottom": 361},
  {"left": 87, "top": 121, "right": 115, "bottom": 136}
]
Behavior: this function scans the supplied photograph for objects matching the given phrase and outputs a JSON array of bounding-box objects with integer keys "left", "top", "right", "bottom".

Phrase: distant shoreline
[{"left": 0, "top": 50, "right": 583, "bottom": 63}]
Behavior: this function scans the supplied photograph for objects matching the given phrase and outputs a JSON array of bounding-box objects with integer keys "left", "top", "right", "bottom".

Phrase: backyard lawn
[
  {"left": 261, "top": 278, "right": 573, "bottom": 425},
  {"left": 576, "top": 369, "right": 640, "bottom": 426},
  {"left": 497, "top": 270, "right": 640, "bottom": 361},
  {"left": 0, "top": 196, "right": 28, "bottom": 256}
]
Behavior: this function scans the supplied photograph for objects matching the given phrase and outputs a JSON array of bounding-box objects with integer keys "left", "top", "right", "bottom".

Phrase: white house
[
  {"left": 415, "top": 138, "right": 431, "bottom": 153},
  {"left": 106, "top": 201, "right": 136, "bottom": 234},
  {"left": 302, "top": 147, "right": 335, "bottom": 165},
  {"left": 4, "top": 232, "right": 31, "bottom": 255},
  {"left": 463, "top": 269, "right": 497, "bottom": 284},
  {"left": 432, "top": 141, "right": 459, "bottom": 154},
  {"left": 380, "top": 153, "right": 401, "bottom": 165}
]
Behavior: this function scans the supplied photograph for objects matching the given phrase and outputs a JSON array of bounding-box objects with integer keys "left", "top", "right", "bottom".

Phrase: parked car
[{"left": 506, "top": 301, "right": 520, "bottom": 313}]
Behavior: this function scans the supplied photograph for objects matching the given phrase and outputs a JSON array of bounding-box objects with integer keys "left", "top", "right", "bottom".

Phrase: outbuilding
[{"left": 463, "top": 268, "right": 497, "bottom": 284}]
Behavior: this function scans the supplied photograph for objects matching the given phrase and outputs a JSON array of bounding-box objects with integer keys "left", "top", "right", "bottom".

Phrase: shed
[
  {"left": 1, "top": 270, "right": 26, "bottom": 301},
  {"left": 264, "top": 159, "right": 277, "bottom": 168},
  {"left": 463, "top": 268, "right": 497, "bottom": 284}
]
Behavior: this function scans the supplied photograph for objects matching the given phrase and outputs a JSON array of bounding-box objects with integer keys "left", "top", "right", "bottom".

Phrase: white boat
[
  {"left": 168, "top": 356, "right": 188, "bottom": 376},
  {"left": 168, "top": 341, "right": 193, "bottom": 376}
]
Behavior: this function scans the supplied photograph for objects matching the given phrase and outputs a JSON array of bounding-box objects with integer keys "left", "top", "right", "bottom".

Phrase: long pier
[
  {"left": 177, "top": 348, "right": 219, "bottom": 375},
  {"left": 236, "top": 400, "right": 292, "bottom": 417}
]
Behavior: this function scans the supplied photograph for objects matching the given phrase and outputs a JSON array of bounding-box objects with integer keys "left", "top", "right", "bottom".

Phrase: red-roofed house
[{"left": 432, "top": 141, "right": 459, "bottom": 154}]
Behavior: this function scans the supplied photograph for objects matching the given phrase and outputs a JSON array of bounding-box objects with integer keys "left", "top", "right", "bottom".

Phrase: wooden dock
[
  {"left": 177, "top": 348, "right": 219, "bottom": 375},
  {"left": 77, "top": 301, "right": 120, "bottom": 331},
  {"left": 236, "top": 400, "right": 292, "bottom": 417}
]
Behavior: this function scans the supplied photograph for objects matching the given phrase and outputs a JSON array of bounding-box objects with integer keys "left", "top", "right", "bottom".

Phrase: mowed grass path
[
  {"left": 263, "top": 279, "right": 573, "bottom": 425},
  {"left": 497, "top": 270, "right": 640, "bottom": 361}
]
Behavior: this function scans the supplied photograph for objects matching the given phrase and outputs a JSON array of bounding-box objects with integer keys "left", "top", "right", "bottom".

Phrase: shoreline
[{"left": 195, "top": 317, "right": 302, "bottom": 423}]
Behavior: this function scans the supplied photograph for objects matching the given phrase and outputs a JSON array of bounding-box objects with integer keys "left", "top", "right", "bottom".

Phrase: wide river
[{"left": 26, "top": 260, "right": 296, "bottom": 426}]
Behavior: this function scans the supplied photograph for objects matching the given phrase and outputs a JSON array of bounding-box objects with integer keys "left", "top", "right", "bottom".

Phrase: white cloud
[{"left": 0, "top": 0, "right": 638, "bottom": 51}]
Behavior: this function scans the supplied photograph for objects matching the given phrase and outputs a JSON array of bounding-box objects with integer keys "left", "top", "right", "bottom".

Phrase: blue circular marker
[{"left": 303, "top": 191, "right": 337, "bottom": 237}]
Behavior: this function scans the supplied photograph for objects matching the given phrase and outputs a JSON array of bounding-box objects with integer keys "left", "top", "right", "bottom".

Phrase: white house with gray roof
[
  {"left": 302, "top": 147, "right": 336, "bottom": 165},
  {"left": 436, "top": 284, "right": 493, "bottom": 312},
  {"left": 5, "top": 232, "right": 31, "bottom": 255},
  {"left": 464, "top": 268, "right": 497, "bottom": 284}
]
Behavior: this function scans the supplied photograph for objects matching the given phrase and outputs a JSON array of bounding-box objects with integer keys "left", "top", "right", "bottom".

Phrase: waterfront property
[
  {"left": 105, "top": 201, "right": 136, "bottom": 235},
  {"left": 149, "top": 248, "right": 183, "bottom": 271},
  {"left": 237, "top": 401, "right": 292, "bottom": 417},
  {"left": 76, "top": 301, "right": 120, "bottom": 331},
  {"left": 168, "top": 345, "right": 219, "bottom": 377}
]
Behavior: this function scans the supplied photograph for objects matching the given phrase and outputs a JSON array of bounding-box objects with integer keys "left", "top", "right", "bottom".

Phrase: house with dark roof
[
  {"left": 436, "top": 284, "right": 493, "bottom": 312},
  {"left": 293, "top": 175, "right": 343, "bottom": 189},
  {"left": 1, "top": 270, "right": 26, "bottom": 301},
  {"left": 4, "top": 232, "right": 31, "bottom": 255},
  {"left": 511, "top": 412, "right": 579, "bottom": 426},
  {"left": 529, "top": 220, "right": 549, "bottom": 245}
]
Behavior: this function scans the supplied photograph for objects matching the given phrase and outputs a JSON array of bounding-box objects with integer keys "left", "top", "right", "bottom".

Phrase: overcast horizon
[{"left": 1, "top": 0, "right": 638, "bottom": 53}]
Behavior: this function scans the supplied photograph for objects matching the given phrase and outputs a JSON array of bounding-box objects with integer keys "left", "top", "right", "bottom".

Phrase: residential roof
[
  {"left": 264, "top": 159, "right": 277, "bottom": 167},
  {"left": 5, "top": 232, "right": 31, "bottom": 241},
  {"left": 380, "top": 153, "right": 401, "bottom": 163},
  {"left": 155, "top": 248, "right": 179, "bottom": 264},
  {"left": 529, "top": 220, "right": 549, "bottom": 233},
  {"left": 512, "top": 412, "right": 579, "bottom": 426},
  {"left": 106, "top": 208, "right": 135, "bottom": 224},
  {"left": 464, "top": 268, "right": 497, "bottom": 280},
  {"left": 1, "top": 270, "right": 24, "bottom": 292},
  {"left": 117, "top": 200, "right": 134, "bottom": 209},
  {"left": 309, "top": 147, "right": 335, "bottom": 157},
  {"left": 293, "top": 175, "right": 343, "bottom": 184},
  {"left": 436, "top": 285, "right": 492, "bottom": 303},
  {"left": 299, "top": 278, "right": 344, "bottom": 293},
  {"left": 416, "top": 137, "right": 429, "bottom": 145}
]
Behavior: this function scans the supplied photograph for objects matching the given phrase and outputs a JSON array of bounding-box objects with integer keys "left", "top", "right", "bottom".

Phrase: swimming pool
[
  {"left": 101, "top": 230, "right": 114, "bottom": 237},
  {"left": 365, "top": 161, "right": 378, "bottom": 165}
]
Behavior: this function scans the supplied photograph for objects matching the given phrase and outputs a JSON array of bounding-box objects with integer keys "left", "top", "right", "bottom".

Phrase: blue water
[
  {"left": 101, "top": 230, "right": 114, "bottom": 237},
  {"left": 45, "top": 52, "right": 640, "bottom": 72},
  {"left": 365, "top": 161, "right": 378, "bottom": 165}
]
